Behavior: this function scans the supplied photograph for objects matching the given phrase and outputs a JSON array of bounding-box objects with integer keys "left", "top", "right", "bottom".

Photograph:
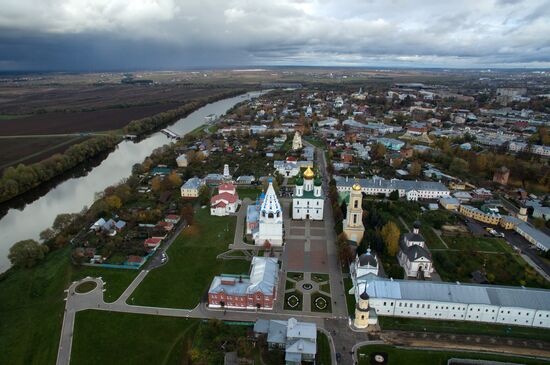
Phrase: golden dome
[
  {"left": 303, "top": 166, "right": 315, "bottom": 179},
  {"left": 352, "top": 183, "right": 361, "bottom": 191}
]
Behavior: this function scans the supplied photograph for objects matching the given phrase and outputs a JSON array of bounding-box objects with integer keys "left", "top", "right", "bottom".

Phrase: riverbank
[
  {"left": 0, "top": 91, "right": 266, "bottom": 364},
  {"left": 0, "top": 89, "right": 247, "bottom": 205}
]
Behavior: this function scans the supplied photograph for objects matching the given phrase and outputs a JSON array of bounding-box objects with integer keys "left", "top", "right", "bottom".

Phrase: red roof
[
  {"left": 212, "top": 201, "right": 227, "bottom": 208},
  {"left": 165, "top": 214, "right": 180, "bottom": 221},
  {"left": 218, "top": 183, "right": 236, "bottom": 192},
  {"left": 144, "top": 237, "right": 162, "bottom": 247},
  {"left": 286, "top": 156, "right": 297, "bottom": 162},
  {"left": 158, "top": 221, "right": 174, "bottom": 229},
  {"left": 126, "top": 255, "right": 144, "bottom": 263},
  {"left": 211, "top": 192, "right": 239, "bottom": 204}
]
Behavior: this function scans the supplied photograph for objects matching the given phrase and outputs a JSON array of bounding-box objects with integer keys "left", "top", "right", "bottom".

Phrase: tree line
[
  {"left": 123, "top": 90, "right": 246, "bottom": 137},
  {"left": 0, "top": 135, "right": 121, "bottom": 203}
]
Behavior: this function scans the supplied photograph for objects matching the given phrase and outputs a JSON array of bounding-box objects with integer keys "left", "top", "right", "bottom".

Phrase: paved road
[{"left": 0, "top": 133, "right": 114, "bottom": 139}]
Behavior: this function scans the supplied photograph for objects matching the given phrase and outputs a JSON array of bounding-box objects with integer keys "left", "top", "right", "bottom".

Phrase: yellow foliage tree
[
  {"left": 104, "top": 195, "right": 122, "bottom": 210},
  {"left": 381, "top": 221, "right": 400, "bottom": 256}
]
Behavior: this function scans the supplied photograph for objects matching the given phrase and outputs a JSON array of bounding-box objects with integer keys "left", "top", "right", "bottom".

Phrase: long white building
[
  {"left": 335, "top": 176, "right": 450, "bottom": 201},
  {"left": 356, "top": 274, "right": 550, "bottom": 329}
]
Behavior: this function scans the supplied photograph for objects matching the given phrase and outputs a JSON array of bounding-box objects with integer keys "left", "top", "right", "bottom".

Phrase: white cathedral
[
  {"left": 292, "top": 166, "right": 324, "bottom": 220},
  {"left": 254, "top": 178, "right": 284, "bottom": 246}
]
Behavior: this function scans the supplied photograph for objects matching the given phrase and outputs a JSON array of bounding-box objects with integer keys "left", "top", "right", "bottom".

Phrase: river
[{"left": 0, "top": 91, "right": 265, "bottom": 272}]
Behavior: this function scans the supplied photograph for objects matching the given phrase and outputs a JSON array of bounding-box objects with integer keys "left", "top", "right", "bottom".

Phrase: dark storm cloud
[{"left": 0, "top": 0, "right": 549, "bottom": 70}]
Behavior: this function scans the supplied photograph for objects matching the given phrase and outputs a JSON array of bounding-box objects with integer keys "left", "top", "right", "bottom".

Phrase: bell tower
[
  {"left": 343, "top": 182, "right": 365, "bottom": 243},
  {"left": 354, "top": 285, "right": 370, "bottom": 329}
]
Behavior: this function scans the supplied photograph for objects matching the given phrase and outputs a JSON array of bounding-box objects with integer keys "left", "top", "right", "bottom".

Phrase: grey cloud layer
[{"left": 0, "top": 0, "right": 549, "bottom": 70}]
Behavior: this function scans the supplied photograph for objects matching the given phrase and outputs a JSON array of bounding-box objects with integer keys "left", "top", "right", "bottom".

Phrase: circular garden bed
[{"left": 75, "top": 281, "right": 97, "bottom": 294}]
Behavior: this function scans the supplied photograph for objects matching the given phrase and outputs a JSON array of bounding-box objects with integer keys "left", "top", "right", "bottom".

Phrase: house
[
  {"left": 176, "top": 154, "right": 188, "bottom": 167},
  {"left": 254, "top": 318, "right": 317, "bottom": 364},
  {"left": 204, "top": 173, "right": 225, "bottom": 186},
  {"left": 375, "top": 137, "right": 405, "bottom": 151},
  {"left": 180, "top": 177, "right": 203, "bottom": 198},
  {"left": 208, "top": 257, "right": 279, "bottom": 310},
  {"left": 397, "top": 222, "right": 434, "bottom": 279},
  {"left": 151, "top": 166, "right": 171, "bottom": 176},
  {"left": 440, "top": 197, "right": 460, "bottom": 210},
  {"left": 459, "top": 205, "right": 501, "bottom": 225},
  {"left": 144, "top": 237, "right": 162, "bottom": 250},
  {"left": 157, "top": 221, "right": 174, "bottom": 231},
  {"left": 236, "top": 175, "right": 255, "bottom": 185},
  {"left": 165, "top": 214, "right": 181, "bottom": 224},
  {"left": 211, "top": 183, "right": 240, "bottom": 216},
  {"left": 493, "top": 166, "right": 510, "bottom": 185},
  {"left": 125, "top": 255, "right": 145, "bottom": 267}
]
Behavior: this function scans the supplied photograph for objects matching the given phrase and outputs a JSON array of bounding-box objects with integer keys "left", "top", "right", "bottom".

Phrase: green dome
[
  {"left": 296, "top": 176, "right": 304, "bottom": 186},
  {"left": 314, "top": 176, "right": 322, "bottom": 186}
]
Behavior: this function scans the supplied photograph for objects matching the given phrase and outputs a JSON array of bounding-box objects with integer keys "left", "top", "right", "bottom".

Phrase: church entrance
[{"left": 306, "top": 214, "right": 310, "bottom": 220}]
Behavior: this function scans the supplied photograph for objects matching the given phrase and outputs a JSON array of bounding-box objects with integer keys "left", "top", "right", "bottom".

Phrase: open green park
[
  {"left": 71, "top": 311, "right": 262, "bottom": 365},
  {"left": 0, "top": 247, "right": 140, "bottom": 365},
  {"left": 131, "top": 207, "right": 250, "bottom": 308},
  {"left": 357, "top": 344, "right": 549, "bottom": 365}
]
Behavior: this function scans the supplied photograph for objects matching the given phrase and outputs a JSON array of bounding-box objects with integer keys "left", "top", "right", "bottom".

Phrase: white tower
[
  {"left": 354, "top": 284, "right": 371, "bottom": 329},
  {"left": 223, "top": 164, "right": 230, "bottom": 179},
  {"left": 256, "top": 178, "right": 284, "bottom": 246},
  {"left": 343, "top": 183, "right": 365, "bottom": 243},
  {"left": 292, "top": 131, "right": 303, "bottom": 151}
]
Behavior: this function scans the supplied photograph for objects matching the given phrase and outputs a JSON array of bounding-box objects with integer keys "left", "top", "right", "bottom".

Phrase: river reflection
[{"left": 0, "top": 91, "right": 265, "bottom": 272}]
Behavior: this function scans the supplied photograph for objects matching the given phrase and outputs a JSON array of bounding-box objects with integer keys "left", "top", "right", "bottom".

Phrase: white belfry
[
  {"left": 223, "top": 164, "right": 230, "bottom": 179},
  {"left": 292, "top": 131, "right": 303, "bottom": 151},
  {"left": 255, "top": 178, "right": 284, "bottom": 246}
]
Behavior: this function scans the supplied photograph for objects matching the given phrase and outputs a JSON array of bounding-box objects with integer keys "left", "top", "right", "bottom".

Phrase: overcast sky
[{"left": 1, "top": 0, "right": 550, "bottom": 71}]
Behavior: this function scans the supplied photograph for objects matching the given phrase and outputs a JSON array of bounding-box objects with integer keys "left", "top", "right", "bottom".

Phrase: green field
[
  {"left": 72, "top": 310, "right": 198, "bottom": 365},
  {"left": 0, "top": 246, "right": 149, "bottom": 365},
  {"left": 71, "top": 311, "right": 261, "bottom": 365},
  {"left": 316, "top": 331, "right": 332, "bottom": 365},
  {"left": 131, "top": 207, "right": 250, "bottom": 308},
  {"left": 379, "top": 317, "right": 550, "bottom": 342},
  {"left": 343, "top": 277, "right": 355, "bottom": 317},
  {"left": 444, "top": 236, "right": 509, "bottom": 253},
  {"left": 237, "top": 187, "right": 263, "bottom": 201},
  {"left": 357, "top": 344, "right": 549, "bottom": 365},
  {"left": 284, "top": 291, "right": 303, "bottom": 311},
  {"left": 70, "top": 265, "right": 139, "bottom": 302}
]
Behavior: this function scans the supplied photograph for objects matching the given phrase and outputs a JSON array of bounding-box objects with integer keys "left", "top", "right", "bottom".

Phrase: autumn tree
[
  {"left": 181, "top": 204, "right": 195, "bottom": 225},
  {"left": 370, "top": 143, "right": 387, "bottom": 160},
  {"left": 167, "top": 171, "right": 183, "bottom": 189},
  {"left": 105, "top": 195, "right": 122, "bottom": 210},
  {"left": 151, "top": 176, "right": 162, "bottom": 192},
  {"left": 8, "top": 239, "right": 49, "bottom": 268},
  {"left": 39, "top": 228, "right": 56, "bottom": 242},
  {"left": 198, "top": 185, "right": 210, "bottom": 205},
  {"left": 409, "top": 161, "right": 422, "bottom": 177},
  {"left": 381, "top": 221, "right": 400, "bottom": 256}
]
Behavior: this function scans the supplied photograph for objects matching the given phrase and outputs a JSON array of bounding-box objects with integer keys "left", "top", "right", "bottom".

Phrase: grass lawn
[
  {"left": 0, "top": 248, "right": 69, "bottom": 365},
  {"left": 311, "top": 273, "right": 329, "bottom": 283},
  {"left": 379, "top": 317, "right": 550, "bottom": 342},
  {"left": 237, "top": 187, "right": 263, "bottom": 201},
  {"left": 304, "top": 136, "right": 325, "bottom": 148},
  {"left": 131, "top": 208, "right": 251, "bottom": 308},
  {"left": 357, "top": 344, "right": 549, "bottom": 365},
  {"left": 311, "top": 292, "right": 332, "bottom": 313},
  {"left": 320, "top": 282, "right": 331, "bottom": 294},
  {"left": 421, "top": 227, "right": 448, "bottom": 250},
  {"left": 316, "top": 331, "right": 332, "bottom": 365},
  {"left": 0, "top": 246, "right": 148, "bottom": 365},
  {"left": 72, "top": 310, "right": 199, "bottom": 365},
  {"left": 284, "top": 291, "right": 303, "bottom": 311},
  {"left": 287, "top": 272, "right": 304, "bottom": 281},
  {"left": 75, "top": 281, "right": 97, "bottom": 293},
  {"left": 285, "top": 280, "right": 295, "bottom": 290},
  {"left": 70, "top": 265, "right": 139, "bottom": 303},
  {"left": 444, "top": 235, "right": 508, "bottom": 253},
  {"left": 344, "top": 277, "right": 355, "bottom": 317},
  {"left": 432, "top": 249, "right": 550, "bottom": 288}
]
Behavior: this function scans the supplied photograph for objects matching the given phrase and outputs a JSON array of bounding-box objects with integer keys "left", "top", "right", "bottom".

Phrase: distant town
[{"left": 2, "top": 69, "right": 550, "bottom": 365}]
